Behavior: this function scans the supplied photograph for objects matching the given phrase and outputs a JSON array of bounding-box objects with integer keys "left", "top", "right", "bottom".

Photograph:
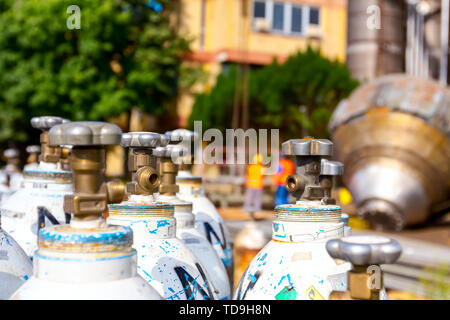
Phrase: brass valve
[
  {"left": 59, "top": 146, "right": 71, "bottom": 171},
  {"left": 26, "top": 145, "right": 41, "bottom": 165},
  {"left": 121, "top": 132, "right": 168, "bottom": 195},
  {"left": 326, "top": 235, "right": 402, "bottom": 300},
  {"left": 49, "top": 121, "right": 125, "bottom": 221},
  {"left": 154, "top": 144, "right": 187, "bottom": 196},
  {"left": 31, "top": 116, "right": 69, "bottom": 164},
  {"left": 282, "top": 139, "right": 344, "bottom": 204}
]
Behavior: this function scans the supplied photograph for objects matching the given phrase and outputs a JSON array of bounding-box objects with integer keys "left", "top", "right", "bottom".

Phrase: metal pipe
[
  {"left": 407, "top": 3, "right": 415, "bottom": 75},
  {"left": 415, "top": 8, "right": 420, "bottom": 76},
  {"left": 200, "top": 0, "right": 206, "bottom": 51}
]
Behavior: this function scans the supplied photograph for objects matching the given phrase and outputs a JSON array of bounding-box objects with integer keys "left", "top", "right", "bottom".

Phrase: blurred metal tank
[{"left": 329, "top": 74, "right": 450, "bottom": 230}]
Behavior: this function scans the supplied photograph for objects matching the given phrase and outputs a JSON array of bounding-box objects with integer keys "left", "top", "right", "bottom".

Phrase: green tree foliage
[
  {"left": 0, "top": 0, "right": 191, "bottom": 145},
  {"left": 189, "top": 48, "right": 359, "bottom": 140},
  {"left": 188, "top": 66, "right": 239, "bottom": 132}
]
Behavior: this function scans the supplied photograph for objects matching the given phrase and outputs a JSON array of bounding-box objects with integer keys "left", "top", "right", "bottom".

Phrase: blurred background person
[
  {"left": 242, "top": 154, "right": 265, "bottom": 214},
  {"left": 272, "top": 156, "right": 295, "bottom": 207}
]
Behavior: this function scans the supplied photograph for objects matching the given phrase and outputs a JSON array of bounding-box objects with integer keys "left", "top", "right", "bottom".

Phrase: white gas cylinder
[
  {"left": 108, "top": 198, "right": 219, "bottom": 300},
  {"left": 234, "top": 202, "right": 351, "bottom": 300},
  {"left": 0, "top": 162, "right": 72, "bottom": 257},
  {"left": 176, "top": 176, "right": 234, "bottom": 277},
  {"left": 10, "top": 219, "right": 162, "bottom": 300},
  {"left": 0, "top": 225, "right": 32, "bottom": 299},
  {"left": 158, "top": 194, "right": 231, "bottom": 299}
]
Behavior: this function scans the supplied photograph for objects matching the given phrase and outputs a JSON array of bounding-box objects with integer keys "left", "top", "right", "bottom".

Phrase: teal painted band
[
  {"left": 34, "top": 250, "right": 136, "bottom": 262},
  {"left": 39, "top": 225, "right": 132, "bottom": 247}
]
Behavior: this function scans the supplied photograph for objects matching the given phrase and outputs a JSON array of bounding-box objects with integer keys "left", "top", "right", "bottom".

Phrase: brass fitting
[
  {"left": 121, "top": 132, "right": 168, "bottom": 196},
  {"left": 348, "top": 266, "right": 383, "bottom": 300},
  {"left": 26, "top": 145, "right": 41, "bottom": 165},
  {"left": 326, "top": 236, "right": 402, "bottom": 300},
  {"left": 31, "top": 116, "right": 69, "bottom": 164},
  {"left": 106, "top": 179, "right": 126, "bottom": 204},
  {"left": 126, "top": 149, "right": 160, "bottom": 195},
  {"left": 40, "top": 130, "right": 61, "bottom": 163},
  {"left": 285, "top": 174, "right": 305, "bottom": 199},
  {"left": 159, "top": 157, "right": 179, "bottom": 196},
  {"left": 49, "top": 121, "right": 124, "bottom": 221},
  {"left": 153, "top": 145, "right": 186, "bottom": 197},
  {"left": 60, "top": 146, "right": 71, "bottom": 171}
]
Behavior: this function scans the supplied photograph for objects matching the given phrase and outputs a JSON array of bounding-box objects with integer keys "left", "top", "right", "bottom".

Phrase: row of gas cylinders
[{"left": 0, "top": 117, "right": 402, "bottom": 300}]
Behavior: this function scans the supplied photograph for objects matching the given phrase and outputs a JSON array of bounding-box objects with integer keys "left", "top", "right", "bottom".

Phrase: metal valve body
[
  {"left": 108, "top": 132, "right": 228, "bottom": 300},
  {"left": 235, "top": 138, "right": 351, "bottom": 300},
  {"left": 0, "top": 117, "right": 73, "bottom": 257},
  {"left": 11, "top": 121, "right": 161, "bottom": 300}
]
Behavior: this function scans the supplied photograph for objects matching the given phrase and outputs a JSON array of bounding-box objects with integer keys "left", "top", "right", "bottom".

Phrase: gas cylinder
[
  {"left": 326, "top": 235, "right": 402, "bottom": 300},
  {"left": 11, "top": 121, "right": 161, "bottom": 300},
  {"left": 166, "top": 129, "right": 234, "bottom": 279},
  {"left": 234, "top": 139, "right": 352, "bottom": 300},
  {"left": 0, "top": 148, "right": 23, "bottom": 203},
  {"left": 171, "top": 200, "right": 231, "bottom": 299},
  {"left": 0, "top": 117, "right": 72, "bottom": 258},
  {"left": 0, "top": 222, "right": 32, "bottom": 299},
  {"left": 154, "top": 143, "right": 230, "bottom": 299},
  {"left": 233, "top": 217, "right": 269, "bottom": 289},
  {"left": 108, "top": 132, "right": 220, "bottom": 300}
]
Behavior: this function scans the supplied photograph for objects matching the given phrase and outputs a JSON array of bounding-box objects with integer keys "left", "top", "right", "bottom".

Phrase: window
[
  {"left": 272, "top": 2, "right": 284, "bottom": 31},
  {"left": 253, "top": 1, "right": 266, "bottom": 18},
  {"left": 291, "top": 6, "right": 302, "bottom": 33},
  {"left": 251, "top": 1, "right": 321, "bottom": 36},
  {"left": 309, "top": 7, "right": 320, "bottom": 25}
]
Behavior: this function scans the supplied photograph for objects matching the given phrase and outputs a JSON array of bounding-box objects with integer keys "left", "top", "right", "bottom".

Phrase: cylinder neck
[
  {"left": 108, "top": 202, "right": 176, "bottom": 239},
  {"left": 272, "top": 203, "right": 343, "bottom": 243},
  {"left": 173, "top": 202, "right": 195, "bottom": 229},
  {"left": 176, "top": 175, "right": 204, "bottom": 197},
  {"left": 35, "top": 223, "right": 136, "bottom": 283}
]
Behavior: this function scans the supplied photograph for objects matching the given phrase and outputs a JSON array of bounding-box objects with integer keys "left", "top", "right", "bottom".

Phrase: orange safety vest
[
  {"left": 246, "top": 163, "right": 265, "bottom": 189},
  {"left": 275, "top": 158, "right": 295, "bottom": 186}
]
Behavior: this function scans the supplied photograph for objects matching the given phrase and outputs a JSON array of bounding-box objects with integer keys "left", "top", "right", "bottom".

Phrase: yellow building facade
[{"left": 176, "top": 0, "right": 348, "bottom": 126}]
